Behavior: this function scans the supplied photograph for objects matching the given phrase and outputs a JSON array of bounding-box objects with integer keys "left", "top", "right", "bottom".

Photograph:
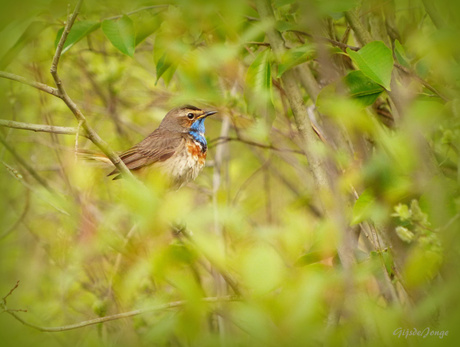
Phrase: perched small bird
[{"left": 104, "top": 105, "right": 216, "bottom": 188}]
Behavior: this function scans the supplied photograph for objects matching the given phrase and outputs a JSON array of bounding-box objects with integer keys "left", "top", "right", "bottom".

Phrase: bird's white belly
[{"left": 158, "top": 140, "right": 206, "bottom": 188}]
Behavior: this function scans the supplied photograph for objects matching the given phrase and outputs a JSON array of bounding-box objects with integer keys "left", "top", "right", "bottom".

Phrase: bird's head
[{"left": 159, "top": 105, "right": 217, "bottom": 133}]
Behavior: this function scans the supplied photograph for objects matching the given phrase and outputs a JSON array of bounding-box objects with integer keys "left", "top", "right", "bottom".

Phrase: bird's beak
[{"left": 199, "top": 110, "right": 217, "bottom": 119}]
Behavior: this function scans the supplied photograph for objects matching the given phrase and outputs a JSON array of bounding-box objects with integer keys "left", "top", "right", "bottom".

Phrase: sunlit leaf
[
  {"left": 134, "top": 13, "right": 161, "bottom": 46},
  {"left": 351, "top": 189, "right": 375, "bottom": 225},
  {"left": 246, "top": 48, "right": 273, "bottom": 105},
  {"left": 102, "top": 15, "right": 135, "bottom": 57},
  {"left": 395, "top": 226, "right": 415, "bottom": 243},
  {"left": 295, "top": 249, "right": 336, "bottom": 266},
  {"left": 347, "top": 41, "right": 394, "bottom": 90},
  {"left": 240, "top": 245, "right": 284, "bottom": 294},
  {"left": 403, "top": 246, "right": 443, "bottom": 287},
  {"left": 54, "top": 21, "right": 100, "bottom": 54},
  {"left": 0, "top": 21, "right": 47, "bottom": 69}
]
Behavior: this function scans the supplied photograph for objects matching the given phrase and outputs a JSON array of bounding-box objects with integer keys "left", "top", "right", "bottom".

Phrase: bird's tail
[{"left": 76, "top": 149, "right": 113, "bottom": 165}]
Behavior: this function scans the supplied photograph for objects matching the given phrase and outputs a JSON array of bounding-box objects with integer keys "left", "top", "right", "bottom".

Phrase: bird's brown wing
[{"left": 109, "top": 128, "right": 183, "bottom": 177}]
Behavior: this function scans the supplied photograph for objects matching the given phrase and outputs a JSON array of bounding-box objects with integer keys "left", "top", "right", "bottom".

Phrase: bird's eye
[{"left": 187, "top": 113, "right": 194, "bottom": 119}]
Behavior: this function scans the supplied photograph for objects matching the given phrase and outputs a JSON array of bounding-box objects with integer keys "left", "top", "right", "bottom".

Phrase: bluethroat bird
[{"left": 90, "top": 105, "right": 217, "bottom": 188}]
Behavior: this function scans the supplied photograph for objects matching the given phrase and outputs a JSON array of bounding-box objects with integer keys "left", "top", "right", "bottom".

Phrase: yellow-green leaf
[{"left": 102, "top": 15, "right": 135, "bottom": 57}]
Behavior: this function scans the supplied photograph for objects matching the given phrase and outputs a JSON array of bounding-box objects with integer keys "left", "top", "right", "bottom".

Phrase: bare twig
[
  {"left": 50, "top": 0, "right": 133, "bottom": 178},
  {"left": 394, "top": 62, "right": 448, "bottom": 102},
  {"left": 0, "top": 119, "right": 87, "bottom": 137},
  {"left": 246, "top": 41, "right": 271, "bottom": 47},
  {"left": 211, "top": 115, "right": 231, "bottom": 338},
  {"left": 288, "top": 30, "right": 360, "bottom": 51},
  {"left": 0, "top": 188, "right": 30, "bottom": 240},
  {"left": 0, "top": 71, "right": 59, "bottom": 97},
  {"left": 5, "top": 296, "right": 238, "bottom": 332},
  {"left": 210, "top": 136, "right": 304, "bottom": 154},
  {"left": 2, "top": 280, "right": 20, "bottom": 305},
  {"left": 0, "top": 1, "right": 133, "bottom": 179}
]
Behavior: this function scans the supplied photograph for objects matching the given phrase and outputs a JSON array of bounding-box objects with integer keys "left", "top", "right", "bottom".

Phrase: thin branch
[
  {"left": 394, "top": 62, "right": 448, "bottom": 102},
  {"left": 288, "top": 30, "right": 360, "bottom": 51},
  {"left": 0, "top": 187, "right": 30, "bottom": 240},
  {"left": 176, "top": 228, "right": 241, "bottom": 296},
  {"left": 5, "top": 296, "right": 238, "bottom": 332},
  {"left": 210, "top": 136, "right": 304, "bottom": 154},
  {"left": 246, "top": 41, "right": 271, "bottom": 47},
  {"left": 0, "top": 119, "right": 88, "bottom": 138},
  {"left": 0, "top": 71, "right": 59, "bottom": 97},
  {"left": 211, "top": 114, "right": 231, "bottom": 338},
  {"left": 50, "top": 0, "right": 133, "bottom": 178},
  {"left": 0, "top": 134, "right": 51, "bottom": 190},
  {"left": 2, "top": 280, "right": 20, "bottom": 305}
]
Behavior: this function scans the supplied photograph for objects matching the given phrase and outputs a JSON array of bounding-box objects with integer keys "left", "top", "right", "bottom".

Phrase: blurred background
[{"left": 0, "top": 0, "right": 459, "bottom": 345}]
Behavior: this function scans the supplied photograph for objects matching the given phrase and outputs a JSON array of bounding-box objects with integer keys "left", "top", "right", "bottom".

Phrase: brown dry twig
[
  {"left": 5, "top": 294, "right": 238, "bottom": 332},
  {"left": 2, "top": 280, "right": 20, "bottom": 305}
]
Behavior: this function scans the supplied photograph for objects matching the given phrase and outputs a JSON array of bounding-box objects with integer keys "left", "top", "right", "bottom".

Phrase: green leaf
[
  {"left": 0, "top": 21, "right": 47, "bottom": 69},
  {"left": 155, "top": 51, "right": 177, "bottom": 85},
  {"left": 351, "top": 189, "right": 375, "bottom": 225},
  {"left": 392, "top": 203, "right": 411, "bottom": 221},
  {"left": 395, "top": 226, "right": 415, "bottom": 243},
  {"left": 102, "top": 15, "right": 135, "bottom": 57},
  {"left": 295, "top": 249, "right": 336, "bottom": 266},
  {"left": 394, "top": 39, "right": 410, "bottom": 68},
  {"left": 344, "top": 70, "right": 384, "bottom": 106},
  {"left": 134, "top": 14, "right": 161, "bottom": 46},
  {"left": 277, "top": 45, "right": 314, "bottom": 78},
  {"left": 246, "top": 49, "right": 272, "bottom": 94},
  {"left": 347, "top": 41, "right": 394, "bottom": 90},
  {"left": 275, "top": 20, "right": 296, "bottom": 32},
  {"left": 54, "top": 21, "right": 100, "bottom": 54}
]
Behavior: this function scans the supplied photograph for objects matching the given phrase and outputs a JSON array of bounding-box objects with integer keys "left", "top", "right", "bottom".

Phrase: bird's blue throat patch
[{"left": 189, "top": 118, "right": 207, "bottom": 152}]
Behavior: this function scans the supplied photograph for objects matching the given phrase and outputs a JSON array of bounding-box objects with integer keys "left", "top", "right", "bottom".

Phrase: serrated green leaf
[
  {"left": 277, "top": 45, "right": 314, "bottom": 78},
  {"left": 351, "top": 189, "right": 375, "bottom": 225},
  {"left": 54, "top": 21, "right": 100, "bottom": 54},
  {"left": 347, "top": 41, "right": 394, "bottom": 90},
  {"left": 344, "top": 70, "right": 384, "bottom": 106},
  {"left": 102, "top": 15, "right": 135, "bottom": 57}
]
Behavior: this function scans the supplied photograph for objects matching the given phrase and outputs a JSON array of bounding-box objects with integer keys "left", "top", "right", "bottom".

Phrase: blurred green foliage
[{"left": 1, "top": 0, "right": 460, "bottom": 346}]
